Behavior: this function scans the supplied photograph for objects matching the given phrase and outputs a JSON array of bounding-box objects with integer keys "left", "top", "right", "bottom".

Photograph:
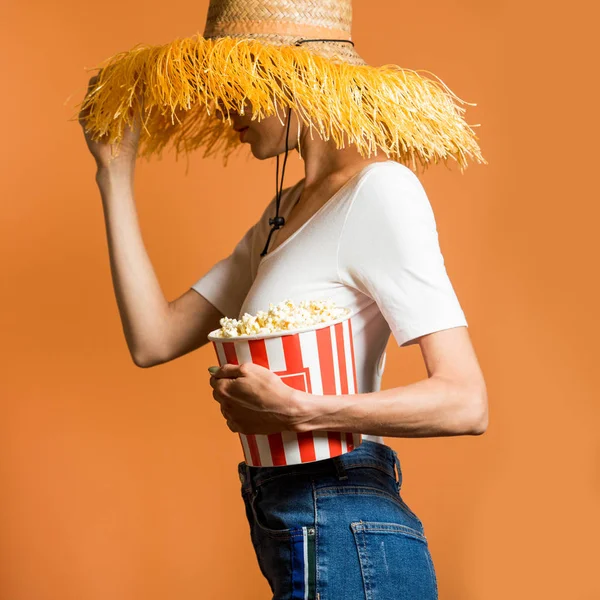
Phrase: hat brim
[{"left": 72, "top": 35, "right": 486, "bottom": 173}]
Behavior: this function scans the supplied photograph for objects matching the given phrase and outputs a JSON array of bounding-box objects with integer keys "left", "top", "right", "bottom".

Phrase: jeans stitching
[
  {"left": 251, "top": 460, "right": 395, "bottom": 489},
  {"left": 356, "top": 521, "right": 427, "bottom": 542},
  {"left": 353, "top": 524, "right": 372, "bottom": 600},
  {"left": 424, "top": 546, "right": 439, "bottom": 599},
  {"left": 343, "top": 462, "right": 396, "bottom": 477},
  {"left": 312, "top": 479, "right": 320, "bottom": 596},
  {"left": 316, "top": 484, "right": 418, "bottom": 520}
]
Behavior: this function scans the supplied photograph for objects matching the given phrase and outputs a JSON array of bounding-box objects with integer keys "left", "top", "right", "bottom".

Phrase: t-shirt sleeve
[
  {"left": 337, "top": 163, "right": 468, "bottom": 347},
  {"left": 190, "top": 222, "right": 257, "bottom": 319}
]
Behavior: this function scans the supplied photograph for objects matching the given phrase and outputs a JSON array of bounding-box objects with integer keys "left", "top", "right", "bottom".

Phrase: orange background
[{"left": 1, "top": 0, "right": 598, "bottom": 598}]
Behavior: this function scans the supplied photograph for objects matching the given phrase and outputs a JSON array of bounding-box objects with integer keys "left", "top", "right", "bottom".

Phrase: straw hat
[{"left": 73, "top": 0, "right": 487, "bottom": 174}]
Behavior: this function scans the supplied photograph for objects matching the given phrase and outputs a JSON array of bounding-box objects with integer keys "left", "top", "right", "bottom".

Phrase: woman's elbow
[{"left": 467, "top": 386, "right": 489, "bottom": 435}]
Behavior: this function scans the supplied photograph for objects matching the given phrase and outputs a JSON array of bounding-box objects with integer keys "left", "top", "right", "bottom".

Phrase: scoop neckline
[{"left": 259, "top": 160, "right": 395, "bottom": 264}]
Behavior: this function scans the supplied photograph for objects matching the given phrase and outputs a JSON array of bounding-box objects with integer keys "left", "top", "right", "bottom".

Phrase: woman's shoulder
[
  {"left": 358, "top": 160, "right": 424, "bottom": 191},
  {"left": 350, "top": 160, "right": 432, "bottom": 218}
]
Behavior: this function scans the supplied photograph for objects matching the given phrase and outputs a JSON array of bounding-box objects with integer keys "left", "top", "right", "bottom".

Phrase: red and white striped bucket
[{"left": 208, "top": 310, "right": 362, "bottom": 467}]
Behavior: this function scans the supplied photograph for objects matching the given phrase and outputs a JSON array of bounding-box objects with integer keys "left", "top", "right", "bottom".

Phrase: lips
[{"left": 238, "top": 127, "right": 249, "bottom": 141}]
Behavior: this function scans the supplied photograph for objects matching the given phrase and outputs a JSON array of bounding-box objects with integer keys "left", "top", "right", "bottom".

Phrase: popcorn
[{"left": 214, "top": 299, "right": 349, "bottom": 338}]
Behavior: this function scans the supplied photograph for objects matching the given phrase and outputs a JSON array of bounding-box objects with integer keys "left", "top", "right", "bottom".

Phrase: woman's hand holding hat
[{"left": 79, "top": 70, "right": 143, "bottom": 172}]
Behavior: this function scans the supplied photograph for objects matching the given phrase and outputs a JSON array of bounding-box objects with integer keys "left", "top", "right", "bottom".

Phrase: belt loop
[
  {"left": 332, "top": 455, "right": 348, "bottom": 481},
  {"left": 393, "top": 451, "right": 402, "bottom": 491}
]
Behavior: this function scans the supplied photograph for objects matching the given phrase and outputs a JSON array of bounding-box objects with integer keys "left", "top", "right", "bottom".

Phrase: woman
[
  {"left": 77, "top": 1, "right": 488, "bottom": 597},
  {"left": 80, "top": 93, "right": 487, "bottom": 599}
]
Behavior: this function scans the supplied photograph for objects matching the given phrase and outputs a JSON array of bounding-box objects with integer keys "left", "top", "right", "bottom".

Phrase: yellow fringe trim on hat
[{"left": 71, "top": 35, "right": 487, "bottom": 173}]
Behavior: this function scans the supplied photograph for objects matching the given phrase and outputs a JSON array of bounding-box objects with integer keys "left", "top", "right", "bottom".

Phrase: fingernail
[{"left": 208, "top": 366, "right": 220, "bottom": 375}]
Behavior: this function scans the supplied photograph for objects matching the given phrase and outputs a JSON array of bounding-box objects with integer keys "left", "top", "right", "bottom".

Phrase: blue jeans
[{"left": 238, "top": 440, "right": 439, "bottom": 599}]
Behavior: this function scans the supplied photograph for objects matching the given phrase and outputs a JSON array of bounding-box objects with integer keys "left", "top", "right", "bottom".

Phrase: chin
[{"left": 249, "top": 143, "right": 277, "bottom": 161}]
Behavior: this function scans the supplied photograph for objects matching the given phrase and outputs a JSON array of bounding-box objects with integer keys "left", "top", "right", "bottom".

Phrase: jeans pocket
[
  {"left": 250, "top": 487, "right": 295, "bottom": 538},
  {"left": 351, "top": 521, "right": 438, "bottom": 600},
  {"left": 250, "top": 473, "right": 316, "bottom": 538}
]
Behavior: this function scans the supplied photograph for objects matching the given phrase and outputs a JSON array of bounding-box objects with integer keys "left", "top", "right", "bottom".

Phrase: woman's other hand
[{"left": 208, "top": 363, "right": 310, "bottom": 435}]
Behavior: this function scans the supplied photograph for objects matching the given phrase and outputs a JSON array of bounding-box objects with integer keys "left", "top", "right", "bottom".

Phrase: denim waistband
[{"left": 237, "top": 440, "right": 402, "bottom": 494}]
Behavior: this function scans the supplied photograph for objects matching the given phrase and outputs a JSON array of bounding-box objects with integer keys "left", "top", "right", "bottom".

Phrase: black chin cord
[
  {"left": 259, "top": 37, "right": 355, "bottom": 258},
  {"left": 260, "top": 105, "right": 293, "bottom": 257}
]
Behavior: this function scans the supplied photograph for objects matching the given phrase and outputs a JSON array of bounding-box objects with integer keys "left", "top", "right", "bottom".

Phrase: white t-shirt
[{"left": 191, "top": 160, "right": 468, "bottom": 446}]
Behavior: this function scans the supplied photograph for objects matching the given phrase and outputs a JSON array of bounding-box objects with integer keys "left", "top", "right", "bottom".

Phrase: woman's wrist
[
  {"left": 290, "top": 390, "right": 326, "bottom": 433},
  {"left": 96, "top": 161, "right": 135, "bottom": 184},
  {"left": 95, "top": 164, "right": 136, "bottom": 205}
]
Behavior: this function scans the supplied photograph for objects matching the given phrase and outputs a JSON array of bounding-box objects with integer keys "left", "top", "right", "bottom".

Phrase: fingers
[
  {"left": 210, "top": 363, "right": 252, "bottom": 379},
  {"left": 210, "top": 376, "right": 234, "bottom": 409},
  {"left": 214, "top": 364, "right": 240, "bottom": 378},
  {"left": 212, "top": 387, "right": 228, "bottom": 416},
  {"left": 219, "top": 402, "right": 229, "bottom": 420},
  {"left": 213, "top": 389, "right": 237, "bottom": 431},
  {"left": 208, "top": 363, "right": 247, "bottom": 433},
  {"left": 210, "top": 373, "right": 234, "bottom": 412}
]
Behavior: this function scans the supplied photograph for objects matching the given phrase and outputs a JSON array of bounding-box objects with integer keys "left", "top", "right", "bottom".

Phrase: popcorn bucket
[{"left": 208, "top": 309, "right": 363, "bottom": 467}]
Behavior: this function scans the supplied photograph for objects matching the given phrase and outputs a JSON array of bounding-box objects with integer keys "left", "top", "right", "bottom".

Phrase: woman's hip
[{"left": 238, "top": 440, "right": 438, "bottom": 599}]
